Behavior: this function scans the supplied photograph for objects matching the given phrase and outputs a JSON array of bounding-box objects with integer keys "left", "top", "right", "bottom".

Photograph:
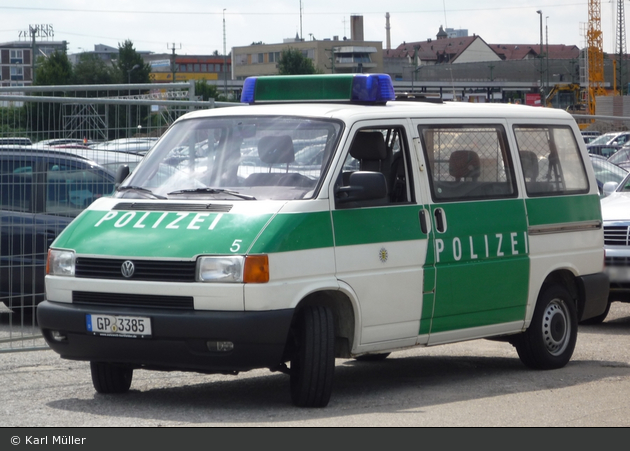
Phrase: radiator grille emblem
[{"left": 121, "top": 260, "right": 135, "bottom": 278}]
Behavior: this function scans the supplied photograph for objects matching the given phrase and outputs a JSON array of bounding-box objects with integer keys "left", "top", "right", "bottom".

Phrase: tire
[
  {"left": 289, "top": 306, "right": 335, "bottom": 408},
  {"left": 355, "top": 352, "right": 391, "bottom": 362},
  {"left": 90, "top": 362, "right": 133, "bottom": 394},
  {"left": 513, "top": 284, "right": 578, "bottom": 370},
  {"left": 580, "top": 299, "right": 611, "bottom": 325}
]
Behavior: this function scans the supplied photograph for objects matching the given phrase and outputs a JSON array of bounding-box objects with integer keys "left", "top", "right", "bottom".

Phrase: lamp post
[
  {"left": 223, "top": 9, "right": 228, "bottom": 99},
  {"left": 127, "top": 64, "right": 140, "bottom": 136},
  {"left": 537, "top": 10, "right": 544, "bottom": 102}
]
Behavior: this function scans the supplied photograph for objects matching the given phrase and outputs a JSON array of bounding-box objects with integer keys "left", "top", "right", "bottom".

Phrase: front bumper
[{"left": 37, "top": 300, "right": 294, "bottom": 373}]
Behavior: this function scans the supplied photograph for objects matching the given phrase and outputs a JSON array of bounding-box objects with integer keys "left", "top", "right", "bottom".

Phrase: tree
[
  {"left": 277, "top": 48, "right": 319, "bottom": 75},
  {"left": 74, "top": 53, "right": 116, "bottom": 87},
  {"left": 34, "top": 50, "right": 73, "bottom": 86},
  {"left": 112, "top": 39, "right": 151, "bottom": 84},
  {"left": 194, "top": 79, "right": 221, "bottom": 101},
  {"left": 30, "top": 50, "right": 74, "bottom": 138},
  {"left": 111, "top": 40, "right": 152, "bottom": 138}
]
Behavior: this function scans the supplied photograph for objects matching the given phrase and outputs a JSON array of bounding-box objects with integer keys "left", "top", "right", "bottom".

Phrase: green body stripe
[
  {"left": 332, "top": 205, "right": 425, "bottom": 246},
  {"left": 52, "top": 209, "right": 335, "bottom": 258},
  {"left": 248, "top": 211, "right": 334, "bottom": 253},
  {"left": 526, "top": 194, "right": 601, "bottom": 226}
]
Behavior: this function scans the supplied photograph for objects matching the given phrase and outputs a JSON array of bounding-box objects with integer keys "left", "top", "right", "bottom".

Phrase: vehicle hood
[
  {"left": 601, "top": 192, "right": 630, "bottom": 221},
  {"left": 50, "top": 197, "right": 333, "bottom": 258}
]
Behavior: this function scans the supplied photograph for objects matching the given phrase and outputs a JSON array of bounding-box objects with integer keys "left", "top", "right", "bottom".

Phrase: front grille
[
  {"left": 75, "top": 257, "right": 197, "bottom": 282},
  {"left": 604, "top": 225, "right": 630, "bottom": 246},
  {"left": 605, "top": 256, "right": 630, "bottom": 267},
  {"left": 73, "top": 291, "right": 194, "bottom": 310}
]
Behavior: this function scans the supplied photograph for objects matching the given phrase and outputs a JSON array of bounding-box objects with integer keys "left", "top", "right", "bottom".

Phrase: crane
[{"left": 587, "top": 0, "right": 608, "bottom": 115}]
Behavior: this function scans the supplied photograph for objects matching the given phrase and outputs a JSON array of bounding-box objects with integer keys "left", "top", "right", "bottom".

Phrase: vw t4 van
[{"left": 38, "top": 74, "right": 609, "bottom": 407}]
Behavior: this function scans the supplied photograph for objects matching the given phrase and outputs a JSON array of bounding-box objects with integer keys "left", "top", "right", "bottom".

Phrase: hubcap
[{"left": 542, "top": 299, "right": 570, "bottom": 356}]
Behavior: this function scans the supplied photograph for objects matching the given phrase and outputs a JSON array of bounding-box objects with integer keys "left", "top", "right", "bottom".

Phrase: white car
[{"left": 599, "top": 172, "right": 630, "bottom": 322}]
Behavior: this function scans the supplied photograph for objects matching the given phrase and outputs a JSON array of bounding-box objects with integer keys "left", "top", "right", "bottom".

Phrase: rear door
[{"left": 413, "top": 121, "right": 530, "bottom": 344}]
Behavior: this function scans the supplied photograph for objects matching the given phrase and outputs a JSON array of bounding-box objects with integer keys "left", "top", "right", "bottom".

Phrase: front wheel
[
  {"left": 513, "top": 284, "right": 577, "bottom": 370},
  {"left": 289, "top": 306, "right": 335, "bottom": 407},
  {"left": 90, "top": 362, "right": 133, "bottom": 394}
]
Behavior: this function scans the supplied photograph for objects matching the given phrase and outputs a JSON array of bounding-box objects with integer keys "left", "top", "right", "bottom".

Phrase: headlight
[
  {"left": 196, "top": 255, "right": 269, "bottom": 283},
  {"left": 197, "top": 256, "right": 244, "bottom": 282},
  {"left": 47, "top": 249, "right": 76, "bottom": 276}
]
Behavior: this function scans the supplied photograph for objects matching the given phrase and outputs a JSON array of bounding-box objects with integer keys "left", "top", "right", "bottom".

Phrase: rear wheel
[
  {"left": 90, "top": 362, "right": 133, "bottom": 394},
  {"left": 289, "top": 306, "right": 335, "bottom": 407},
  {"left": 513, "top": 284, "right": 577, "bottom": 370}
]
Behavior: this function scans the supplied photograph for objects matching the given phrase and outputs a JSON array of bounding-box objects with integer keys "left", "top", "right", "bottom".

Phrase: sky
[{"left": 0, "top": 1, "right": 625, "bottom": 56}]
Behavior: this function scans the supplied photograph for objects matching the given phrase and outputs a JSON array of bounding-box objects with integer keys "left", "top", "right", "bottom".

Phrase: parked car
[
  {"left": 587, "top": 131, "right": 630, "bottom": 148},
  {"left": 90, "top": 138, "right": 158, "bottom": 155},
  {"left": 50, "top": 146, "right": 144, "bottom": 173},
  {"left": 0, "top": 149, "right": 115, "bottom": 313},
  {"left": 589, "top": 154, "right": 628, "bottom": 197},
  {"left": 34, "top": 138, "right": 95, "bottom": 148},
  {"left": 596, "top": 171, "right": 630, "bottom": 323},
  {"left": 587, "top": 144, "right": 622, "bottom": 158},
  {"left": 607, "top": 146, "right": 630, "bottom": 171},
  {"left": 581, "top": 130, "right": 602, "bottom": 144},
  {"left": 0, "top": 137, "right": 32, "bottom": 146}
]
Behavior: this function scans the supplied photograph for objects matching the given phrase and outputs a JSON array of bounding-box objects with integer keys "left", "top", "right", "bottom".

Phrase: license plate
[{"left": 86, "top": 314, "right": 152, "bottom": 338}]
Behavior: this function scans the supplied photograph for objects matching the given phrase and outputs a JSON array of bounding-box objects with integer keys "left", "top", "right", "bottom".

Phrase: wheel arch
[
  {"left": 527, "top": 269, "right": 580, "bottom": 324},
  {"left": 290, "top": 290, "right": 356, "bottom": 359}
]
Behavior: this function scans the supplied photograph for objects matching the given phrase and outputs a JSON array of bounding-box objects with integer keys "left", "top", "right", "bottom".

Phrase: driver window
[{"left": 336, "top": 127, "right": 413, "bottom": 208}]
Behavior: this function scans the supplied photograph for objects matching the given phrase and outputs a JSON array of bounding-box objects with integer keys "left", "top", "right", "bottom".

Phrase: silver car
[{"left": 599, "top": 172, "right": 630, "bottom": 322}]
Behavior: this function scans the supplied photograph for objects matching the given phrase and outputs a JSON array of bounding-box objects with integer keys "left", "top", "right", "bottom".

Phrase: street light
[
  {"left": 127, "top": 64, "right": 140, "bottom": 136},
  {"left": 223, "top": 9, "right": 228, "bottom": 99},
  {"left": 537, "top": 10, "right": 544, "bottom": 101}
]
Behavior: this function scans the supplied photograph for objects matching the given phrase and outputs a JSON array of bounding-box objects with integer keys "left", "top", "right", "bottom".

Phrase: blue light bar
[{"left": 240, "top": 74, "right": 396, "bottom": 104}]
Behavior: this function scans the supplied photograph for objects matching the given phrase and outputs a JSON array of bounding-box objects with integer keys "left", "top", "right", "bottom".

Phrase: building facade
[{"left": 0, "top": 40, "right": 67, "bottom": 87}]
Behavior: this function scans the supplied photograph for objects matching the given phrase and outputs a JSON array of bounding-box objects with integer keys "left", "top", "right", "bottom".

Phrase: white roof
[{"left": 180, "top": 101, "right": 575, "bottom": 125}]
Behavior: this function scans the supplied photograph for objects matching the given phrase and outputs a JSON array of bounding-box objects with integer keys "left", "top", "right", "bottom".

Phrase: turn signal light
[{"left": 244, "top": 255, "right": 269, "bottom": 283}]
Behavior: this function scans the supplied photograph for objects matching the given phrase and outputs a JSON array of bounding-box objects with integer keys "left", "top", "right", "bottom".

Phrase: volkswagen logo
[{"left": 121, "top": 260, "right": 135, "bottom": 278}]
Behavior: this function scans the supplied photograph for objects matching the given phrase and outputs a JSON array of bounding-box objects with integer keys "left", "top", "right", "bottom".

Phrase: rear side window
[
  {"left": 513, "top": 125, "right": 588, "bottom": 196},
  {"left": 418, "top": 124, "right": 516, "bottom": 201}
]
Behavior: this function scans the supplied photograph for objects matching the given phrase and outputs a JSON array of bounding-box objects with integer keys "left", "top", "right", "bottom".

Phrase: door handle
[
  {"left": 419, "top": 209, "right": 430, "bottom": 234},
  {"left": 434, "top": 208, "right": 446, "bottom": 233}
]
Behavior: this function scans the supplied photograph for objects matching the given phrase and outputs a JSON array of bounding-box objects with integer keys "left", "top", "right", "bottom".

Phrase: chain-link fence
[{"left": 0, "top": 82, "right": 226, "bottom": 352}]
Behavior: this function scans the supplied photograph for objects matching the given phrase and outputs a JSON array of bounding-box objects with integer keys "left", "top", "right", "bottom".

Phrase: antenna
[{"left": 443, "top": 0, "right": 448, "bottom": 29}]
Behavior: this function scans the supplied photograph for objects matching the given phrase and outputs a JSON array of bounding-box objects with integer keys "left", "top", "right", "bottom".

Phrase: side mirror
[
  {"left": 115, "top": 164, "right": 130, "bottom": 188},
  {"left": 603, "top": 181, "right": 618, "bottom": 197},
  {"left": 336, "top": 171, "right": 388, "bottom": 205}
]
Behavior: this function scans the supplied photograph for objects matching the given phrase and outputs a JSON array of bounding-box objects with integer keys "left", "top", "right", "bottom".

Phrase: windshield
[{"left": 119, "top": 116, "right": 341, "bottom": 201}]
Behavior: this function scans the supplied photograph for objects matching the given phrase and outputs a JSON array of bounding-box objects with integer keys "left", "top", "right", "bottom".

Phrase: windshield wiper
[
  {"left": 116, "top": 185, "right": 167, "bottom": 199},
  {"left": 167, "top": 187, "right": 256, "bottom": 200}
]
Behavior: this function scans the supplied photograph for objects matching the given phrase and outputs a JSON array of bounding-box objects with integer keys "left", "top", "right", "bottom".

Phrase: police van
[{"left": 38, "top": 74, "right": 609, "bottom": 407}]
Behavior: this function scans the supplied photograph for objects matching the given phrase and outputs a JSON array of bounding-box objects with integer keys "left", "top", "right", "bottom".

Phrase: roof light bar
[{"left": 240, "top": 74, "right": 396, "bottom": 105}]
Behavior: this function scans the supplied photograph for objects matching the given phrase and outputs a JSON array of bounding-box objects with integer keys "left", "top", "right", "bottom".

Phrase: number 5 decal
[{"left": 230, "top": 239, "right": 243, "bottom": 252}]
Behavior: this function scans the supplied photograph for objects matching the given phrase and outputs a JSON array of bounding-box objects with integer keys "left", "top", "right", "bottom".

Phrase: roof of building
[
  {"left": 385, "top": 36, "right": 487, "bottom": 63},
  {"left": 385, "top": 35, "right": 581, "bottom": 64},
  {"left": 491, "top": 43, "right": 580, "bottom": 60}
]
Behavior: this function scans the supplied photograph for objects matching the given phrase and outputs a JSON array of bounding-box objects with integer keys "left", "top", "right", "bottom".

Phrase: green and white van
[{"left": 38, "top": 74, "right": 609, "bottom": 407}]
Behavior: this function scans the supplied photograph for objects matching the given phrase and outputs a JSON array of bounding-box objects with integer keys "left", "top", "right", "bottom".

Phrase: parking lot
[{"left": 1, "top": 302, "right": 629, "bottom": 427}]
